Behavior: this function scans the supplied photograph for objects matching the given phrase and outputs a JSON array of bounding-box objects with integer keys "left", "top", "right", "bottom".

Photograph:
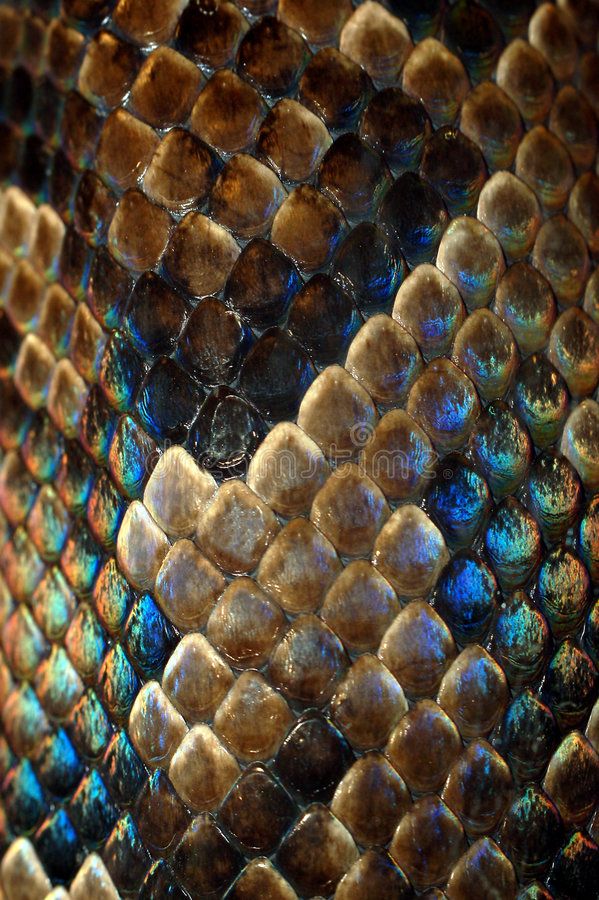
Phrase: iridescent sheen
[
  {"left": 434, "top": 551, "right": 497, "bottom": 645},
  {"left": 98, "top": 331, "right": 145, "bottom": 414},
  {"left": 331, "top": 222, "right": 405, "bottom": 315},
  {"left": 469, "top": 401, "right": 533, "bottom": 498},
  {"left": 101, "top": 731, "right": 146, "bottom": 810},
  {"left": 561, "top": 399, "right": 599, "bottom": 493},
  {"left": 436, "top": 216, "right": 505, "bottom": 311},
  {"left": 2, "top": 606, "right": 48, "bottom": 680},
  {"left": 359, "top": 87, "right": 431, "bottom": 171},
  {"left": 493, "top": 262, "right": 556, "bottom": 357},
  {"left": 579, "top": 497, "right": 599, "bottom": 585},
  {"left": 35, "top": 646, "right": 83, "bottom": 721},
  {"left": 102, "top": 812, "right": 150, "bottom": 895},
  {"left": 500, "top": 786, "right": 561, "bottom": 882},
  {"left": 79, "top": 387, "right": 117, "bottom": 469},
  {"left": 34, "top": 729, "right": 83, "bottom": 800},
  {"left": 1, "top": 526, "right": 44, "bottom": 601},
  {"left": 543, "top": 731, "right": 599, "bottom": 827},
  {"left": 0, "top": 451, "right": 39, "bottom": 527},
  {"left": 548, "top": 309, "right": 599, "bottom": 399},
  {"left": 69, "top": 768, "right": 117, "bottom": 847},
  {"left": 536, "top": 547, "right": 591, "bottom": 640},
  {"left": 136, "top": 357, "right": 203, "bottom": 444},
  {"left": 64, "top": 603, "right": 107, "bottom": 683},
  {"left": 441, "top": 739, "right": 512, "bottom": 836},
  {"left": 68, "top": 689, "right": 112, "bottom": 761},
  {"left": 2, "top": 682, "right": 50, "bottom": 756},
  {"left": 526, "top": 452, "right": 582, "bottom": 545},
  {"left": 425, "top": 455, "right": 492, "bottom": 550},
  {"left": 60, "top": 522, "right": 103, "bottom": 596},
  {"left": 31, "top": 568, "right": 76, "bottom": 642},
  {"left": 108, "top": 414, "right": 157, "bottom": 501},
  {"left": 406, "top": 359, "right": 481, "bottom": 454},
  {"left": 92, "top": 558, "right": 133, "bottom": 637},
  {"left": 492, "top": 590, "right": 550, "bottom": 689},
  {"left": 493, "top": 690, "right": 558, "bottom": 785},
  {"left": 1, "top": 1, "right": 599, "bottom": 895},
  {"left": 547, "top": 831, "right": 599, "bottom": 900},
  {"left": 3, "top": 758, "right": 46, "bottom": 834},
  {"left": 477, "top": 171, "right": 541, "bottom": 260},
  {"left": 379, "top": 172, "right": 449, "bottom": 266},
  {"left": 86, "top": 471, "right": 127, "bottom": 551},
  {"left": 21, "top": 413, "right": 64, "bottom": 483},
  {"left": 123, "top": 594, "right": 175, "bottom": 679},
  {"left": 542, "top": 639, "right": 598, "bottom": 730},
  {"left": 98, "top": 644, "right": 140, "bottom": 724},
  {"left": 484, "top": 497, "right": 542, "bottom": 590},
  {"left": 36, "top": 808, "right": 81, "bottom": 884},
  {"left": 56, "top": 443, "right": 95, "bottom": 516},
  {"left": 512, "top": 354, "right": 570, "bottom": 449},
  {"left": 392, "top": 263, "right": 465, "bottom": 361}
]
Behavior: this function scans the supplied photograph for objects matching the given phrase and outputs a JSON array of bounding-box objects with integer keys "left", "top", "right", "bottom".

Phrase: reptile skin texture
[{"left": 0, "top": 0, "right": 599, "bottom": 897}]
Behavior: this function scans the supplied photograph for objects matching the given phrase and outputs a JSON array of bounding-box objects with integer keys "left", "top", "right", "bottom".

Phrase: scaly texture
[{"left": 0, "top": 1, "right": 598, "bottom": 898}]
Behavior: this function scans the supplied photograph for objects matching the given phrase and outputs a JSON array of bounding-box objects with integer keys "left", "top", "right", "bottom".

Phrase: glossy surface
[{"left": 1, "top": 1, "right": 599, "bottom": 896}]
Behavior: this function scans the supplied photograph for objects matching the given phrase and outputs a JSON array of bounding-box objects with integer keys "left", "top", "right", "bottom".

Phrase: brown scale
[
  {"left": 207, "top": 577, "right": 285, "bottom": 669},
  {"left": 269, "top": 613, "right": 348, "bottom": 706},
  {"left": 164, "top": 211, "right": 240, "bottom": 297},
  {"left": 129, "top": 47, "right": 203, "bottom": 129},
  {"left": 257, "top": 99, "right": 332, "bottom": 182},
  {"left": 46, "top": 19, "right": 85, "bottom": 86},
  {"left": 77, "top": 30, "right": 139, "bottom": 109},
  {"left": 331, "top": 752, "right": 411, "bottom": 847},
  {"left": 278, "top": 0, "right": 352, "bottom": 48},
  {"left": 310, "top": 462, "right": 390, "bottom": 558},
  {"left": 256, "top": 516, "right": 341, "bottom": 614},
  {"left": 549, "top": 85, "right": 597, "bottom": 171},
  {"left": 109, "top": 190, "right": 173, "bottom": 273},
  {"left": 96, "top": 110, "right": 159, "bottom": 192},
  {"left": 271, "top": 183, "right": 347, "bottom": 272},
  {"left": 318, "top": 132, "right": 391, "bottom": 220},
  {"left": 2, "top": 0, "right": 599, "bottom": 897},
  {"left": 568, "top": 171, "right": 599, "bottom": 256},
  {"left": 477, "top": 171, "right": 541, "bottom": 261},
  {"left": 237, "top": 17, "right": 309, "bottom": 97},
  {"left": 191, "top": 69, "right": 266, "bottom": 154},
  {"left": 73, "top": 175, "right": 116, "bottom": 252},
  {"left": 210, "top": 153, "right": 286, "bottom": 239},
  {"left": 299, "top": 47, "right": 372, "bottom": 129}
]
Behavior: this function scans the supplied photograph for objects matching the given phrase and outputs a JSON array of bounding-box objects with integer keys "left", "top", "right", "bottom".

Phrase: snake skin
[{"left": 0, "top": 0, "right": 598, "bottom": 898}]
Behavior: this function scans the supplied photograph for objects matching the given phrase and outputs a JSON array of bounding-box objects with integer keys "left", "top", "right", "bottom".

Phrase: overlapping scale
[{"left": 0, "top": 0, "right": 598, "bottom": 897}]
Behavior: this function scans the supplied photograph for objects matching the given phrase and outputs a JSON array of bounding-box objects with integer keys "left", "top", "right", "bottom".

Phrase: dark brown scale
[
  {"left": 318, "top": 133, "right": 391, "bottom": 220},
  {"left": 177, "top": 0, "right": 248, "bottom": 69},
  {"left": 237, "top": 16, "right": 309, "bottom": 98},
  {"left": 299, "top": 47, "right": 372, "bottom": 129},
  {"left": 219, "top": 765, "right": 297, "bottom": 855},
  {"left": 225, "top": 237, "right": 301, "bottom": 328},
  {"left": 177, "top": 296, "right": 250, "bottom": 386}
]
